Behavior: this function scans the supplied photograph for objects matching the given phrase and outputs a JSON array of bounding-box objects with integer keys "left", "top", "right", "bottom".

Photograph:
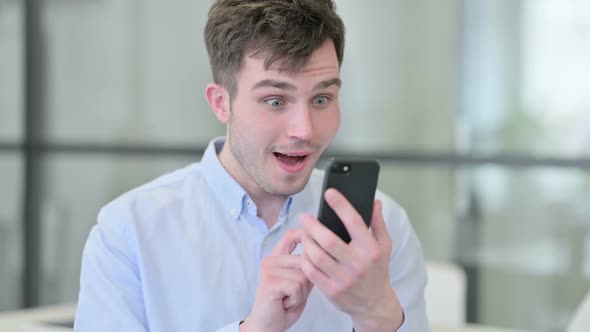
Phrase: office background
[{"left": 1, "top": 0, "right": 589, "bottom": 331}]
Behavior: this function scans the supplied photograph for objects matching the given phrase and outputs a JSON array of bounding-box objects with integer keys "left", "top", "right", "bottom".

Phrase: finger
[
  {"left": 305, "top": 279, "right": 314, "bottom": 297},
  {"left": 270, "top": 229, "right": 304, "bottom": 256},
  {"left": 286, "top": 299, "right": 307, "bottom": 313},
  {"left": 268, "top": 267, "right": 311, "bottom": 297},
  {"left": 283, "top": 293, "right": 304, "bottom": 309},
  {"left": 324, "top": 188, "right": 373, "bottom": 246},
  {"left": 301, "top": 250, "right": 333, "bottom": 296},
  {"left": 277, "top": 279, "right": 305, "bottom": 309},
  {"left": 369, "top": 200, "right": 391, "bottom": 246},
  {"left": 300, "top": 213, "right": 350, "bottom": 262},
  {"left": 301, "top": 233, "right": 348, "bottom": 279},
  {"left": 263, "top": 254, "right": 303, "bottom": 270}
]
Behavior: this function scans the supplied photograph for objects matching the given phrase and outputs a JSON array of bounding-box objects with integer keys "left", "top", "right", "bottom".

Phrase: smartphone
[{"left": 317, "top": 158, "right": 380, "bottom": 243}]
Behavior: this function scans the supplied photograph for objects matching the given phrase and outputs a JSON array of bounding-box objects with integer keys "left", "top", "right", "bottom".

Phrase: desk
[
  {"left": 0, "top": 304, "right": 75, "bottom": 332},
  {"left": 0, "top": 305, "right": 536, "bottom": 332}
]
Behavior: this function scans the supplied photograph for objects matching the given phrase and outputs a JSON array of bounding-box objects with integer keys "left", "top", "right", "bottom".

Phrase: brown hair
[{"left": 205, "top": 0, "right": 345, "bottom": 97}]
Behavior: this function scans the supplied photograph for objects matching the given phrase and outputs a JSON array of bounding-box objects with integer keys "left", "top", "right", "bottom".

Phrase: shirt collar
[{"left": 201, "top": 137, "right": 248, "bottom": 221}]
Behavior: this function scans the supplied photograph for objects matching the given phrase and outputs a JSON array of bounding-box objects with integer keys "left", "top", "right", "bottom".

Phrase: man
[{"left": 75, "top": 1, "right": 429, "bottom": 331}]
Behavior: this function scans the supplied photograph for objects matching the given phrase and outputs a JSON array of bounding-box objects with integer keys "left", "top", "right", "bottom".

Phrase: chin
[
  {"left": 269, "top": 185, "right": 306, "bottom": 197},
  {"left": 276, "top": 174, "right": 312, "bottom": 195}
]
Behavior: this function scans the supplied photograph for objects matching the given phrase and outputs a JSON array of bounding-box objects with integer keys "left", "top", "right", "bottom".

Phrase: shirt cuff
[
  {"left": 396, "top": 309, "right": 411, "bottom": 332},
  {"left": 396, "top": 309, "right": 406, "bottom": 331}
]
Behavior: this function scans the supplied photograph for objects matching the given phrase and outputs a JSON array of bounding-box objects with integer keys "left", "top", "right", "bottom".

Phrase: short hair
[{"left": 205, "top": 0, "right": 345, "bottom": 97}]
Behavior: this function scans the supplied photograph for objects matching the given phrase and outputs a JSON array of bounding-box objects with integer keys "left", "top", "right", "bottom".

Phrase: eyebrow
[
  {"left": 312, "top": 78, "right": 342, "bottom": 92},
  {"left": 251, "top": 78, "right": 342, "bottom": 92},
  {"left": 252, "top": 79, "right": 296, "bottom": 91}
]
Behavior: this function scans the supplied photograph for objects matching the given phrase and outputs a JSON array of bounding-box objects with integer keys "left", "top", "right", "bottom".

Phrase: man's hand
[
  {"left": 300, "top": 188, "right": 404, "bottom": 332},
  {"left": 241, "top": 229, "right": 313, "bottom": 332}
]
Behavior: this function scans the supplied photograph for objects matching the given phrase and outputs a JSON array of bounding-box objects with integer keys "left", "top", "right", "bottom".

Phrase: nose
[{"left": 287, "top": 104, "right": 313, "bottom": 141}]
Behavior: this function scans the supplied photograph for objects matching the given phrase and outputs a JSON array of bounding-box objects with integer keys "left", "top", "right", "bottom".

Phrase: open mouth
[{"left": 273, "top": 152, "right": 308, "bottom": 166}]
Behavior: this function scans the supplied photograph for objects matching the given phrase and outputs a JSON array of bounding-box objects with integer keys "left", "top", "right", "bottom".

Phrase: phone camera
[{"left": 332, "top": 163, "right": 351, "bottom": 174}]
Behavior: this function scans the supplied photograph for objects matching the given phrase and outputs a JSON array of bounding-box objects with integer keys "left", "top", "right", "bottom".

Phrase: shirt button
[
  {"left": 230, "top": 209, "right": 239, "bottom": 218},
  {"left": 247, "top": 200, "right": 253, "bottom": 207},
  {"left": 263, "top": 238, "right": 269, "bottom": 246}
]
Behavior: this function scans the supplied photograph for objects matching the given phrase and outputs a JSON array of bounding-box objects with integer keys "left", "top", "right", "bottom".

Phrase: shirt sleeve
[
  {"left": 74, "top": 204, "right": 147, "bottom": 332},
  {"left": 380, "top": 194, "right": 430, "bottom": 332},
  {"left": 215, "top": 320, "right": 242, "bottom": 332}
]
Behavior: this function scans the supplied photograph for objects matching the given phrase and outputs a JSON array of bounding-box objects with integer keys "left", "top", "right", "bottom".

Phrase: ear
[{"left": 205, "top": 83, "right": 231, "bottom": 124}]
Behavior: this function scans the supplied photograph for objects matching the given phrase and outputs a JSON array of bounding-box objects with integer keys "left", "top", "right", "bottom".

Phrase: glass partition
[
  {"left": 0, "top": 0, "right": 23, "bottom": 141},
  {"left": 0, "top": 154, "right": 23, "bottom": 311}
]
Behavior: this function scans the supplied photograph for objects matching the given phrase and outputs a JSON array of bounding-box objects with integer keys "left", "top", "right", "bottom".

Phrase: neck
[{"left": 218, "top": 143, "right": 287, "bottom": 229}]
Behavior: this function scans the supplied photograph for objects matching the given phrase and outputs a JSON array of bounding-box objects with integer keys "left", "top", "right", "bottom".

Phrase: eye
[
  {"left": 312, "top": 96, "right": 330, "bottom": 106},
  {"left": 264, "top": 97, "right": 284, "bottom": 108}
]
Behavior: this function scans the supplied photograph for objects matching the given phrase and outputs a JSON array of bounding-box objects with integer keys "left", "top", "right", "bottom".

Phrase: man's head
[
  {"left": 205, "top": 0, "right": 345, "bottom": 98},
  {"left": 204, "top": 0, "right": 345, "bottom": 198}
]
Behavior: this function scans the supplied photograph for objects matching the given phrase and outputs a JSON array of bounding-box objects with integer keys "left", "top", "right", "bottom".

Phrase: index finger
[
  {"left": 270, "top": 229, "right": 304, "bottom": 256},
  {"left": 324, "top": 188, "right": 373, "bottom": 246}
]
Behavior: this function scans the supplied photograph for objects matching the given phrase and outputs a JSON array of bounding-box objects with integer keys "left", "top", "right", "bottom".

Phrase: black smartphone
[{"left": 317, "top": 158, "right": 380, "bottom": 243}]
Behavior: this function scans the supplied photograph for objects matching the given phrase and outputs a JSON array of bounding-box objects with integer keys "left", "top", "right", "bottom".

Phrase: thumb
[
  {"left": 270, "top": 229, "right": 304, "bottom": 256},
  {"left": 370, "top": 200, "right": 391, "bottom": 246}
]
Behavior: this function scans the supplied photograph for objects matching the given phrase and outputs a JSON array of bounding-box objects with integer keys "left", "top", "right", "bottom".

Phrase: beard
[{"left": 226, "top": 111, "right": 319, "bottom": 197}]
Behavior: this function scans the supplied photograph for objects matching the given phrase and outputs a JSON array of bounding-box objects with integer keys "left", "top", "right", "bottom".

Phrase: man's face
[{"left": 224, "top": 40, "right": 341, "bottom": 196}]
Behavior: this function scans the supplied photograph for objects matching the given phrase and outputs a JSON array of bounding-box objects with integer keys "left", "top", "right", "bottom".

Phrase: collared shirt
[{"left": 75, "top": 137, "right": 429, "bottom": 332}]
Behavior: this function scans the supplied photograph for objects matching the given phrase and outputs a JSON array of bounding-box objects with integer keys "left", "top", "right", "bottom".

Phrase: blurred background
[{"left": 1, "top": 0, "right": 589, "bottom": 331}]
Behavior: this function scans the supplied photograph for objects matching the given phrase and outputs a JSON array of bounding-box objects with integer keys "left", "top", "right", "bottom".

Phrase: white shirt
[{"left": 75, "top": 137, "right": 430, "bottom": 331}]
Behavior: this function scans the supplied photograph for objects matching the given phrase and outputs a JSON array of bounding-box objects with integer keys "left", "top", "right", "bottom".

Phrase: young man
[{"left": 75, "top": 1, "right": 429, "bottom": 331}]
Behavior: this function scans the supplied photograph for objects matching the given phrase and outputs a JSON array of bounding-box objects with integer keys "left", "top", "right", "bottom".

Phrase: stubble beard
[{"left": 227, "top": 113, "right": 316, "bottom": 197}]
